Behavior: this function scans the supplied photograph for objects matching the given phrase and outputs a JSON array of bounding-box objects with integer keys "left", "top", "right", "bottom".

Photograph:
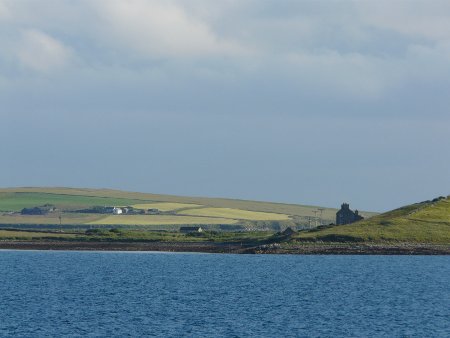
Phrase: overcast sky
[{"left": 1, "top": 0, "right": 450, "bottom": 211}]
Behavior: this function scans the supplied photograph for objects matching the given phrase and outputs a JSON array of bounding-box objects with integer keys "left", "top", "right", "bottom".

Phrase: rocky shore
[
  {"left": 0, "top": 240, "right": 449, "bottom": 255},
  {"left": 247, "top": 243, "right": 450, "bottom": 255},
  {"left": 0, "top": 240, "right": 252, "bottom": 253}
]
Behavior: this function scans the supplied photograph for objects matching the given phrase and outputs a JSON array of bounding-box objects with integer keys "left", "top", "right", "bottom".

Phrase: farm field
[
  {"left": 131, "top": 202, "right": 201, "bottom": 211},
  {"left": 0, "top": 188, "right": 447, "bottom": 252},
  {"left": 88, "top": 215, "right": 238, "bottom": 226},
  {"left": 179, "top": 207, "right": 291, "bottom": 221},
  {"left": 0, "top": 213, "right": 103, "bottom": 225},
  {"left": 0, "top": 187, "right": 374, "bottom": 222},
  {"left": 0, "top": 187, "right": 378, "bottom": 229},
  {"left": 0, "top": 192, "right": 146, "bottom": 212}
]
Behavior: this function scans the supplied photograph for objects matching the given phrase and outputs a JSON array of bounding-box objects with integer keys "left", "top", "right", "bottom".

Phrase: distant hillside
[
  {"left": 297, "top": 196, "right": 450, "bottom": 243},
  {"left": 0, "top": 187, "right": 377, "bottom": 231}
]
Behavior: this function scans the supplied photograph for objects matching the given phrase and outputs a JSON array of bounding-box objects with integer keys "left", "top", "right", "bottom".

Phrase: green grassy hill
[
  {"left": 0, "top": 187, "right": 376, "bottom": 231},
  {"left": 297, "top": 196, "right": 450, "bottom": 243}
]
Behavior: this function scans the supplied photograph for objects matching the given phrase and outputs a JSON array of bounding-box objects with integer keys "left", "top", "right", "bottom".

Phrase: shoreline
[{"left": 0, "top": 240, "right": 449, "bottom": 255}]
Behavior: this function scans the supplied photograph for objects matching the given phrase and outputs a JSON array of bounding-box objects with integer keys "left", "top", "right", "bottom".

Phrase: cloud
[
  {"left": 0, "top": 1, "right": 10, "bottom": 20},
  {"left": 90, "top": 0, "right": 248, "bottom": 59},
  {"left": 1, "top": 1, "right": 450, "bottom": 210},
  {"left": 281, "top": 51, "right": 388, "bottom": 99},
  {"left": 356, "top": 1, "right": 450, "bottom": 41},
  {"left": 16, "top": 29, "right": 72, "bottom": 72},
  {"left": 1, "top": 0, "right": 450, "bottom": 113}
]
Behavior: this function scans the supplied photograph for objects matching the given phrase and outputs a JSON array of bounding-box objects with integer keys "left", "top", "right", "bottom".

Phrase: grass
[
  {"left": 0, "top": 192, "right": 148, "bottom": 212},
  {"left": 297, "top": 197, "right": 450, "bottom": 243},
  {"left": 0, "top": 230, "right": 77, "bottom": 239},
  {"left": 0, "top": 187, "right": 378, "bottom": 230},
  {"left": 0, "top": 187, "right": 377, "bottom": 223},
  {"left": 0, "top": 227, "right": 277, "bottom": 243},
  {"left": 179, "top": 207, "right": 291, "bottom": 221},
  {"left": 409, "top": 198, "right": 450, "bottom": 223},
  {"left": 131, "top": 202, "right": 201, "bottom": 211},
  {"left": 0, "top": 188, "right": 447, "bottom": 246},
  {"left": 83, "top": 229, "right": 276, "bottom": 243},
  {"left": 87, "top": 215, "right": 238, "bottom": 226},
  {"left": 0, "top": 213, "right": 103, "bottom": 225}
]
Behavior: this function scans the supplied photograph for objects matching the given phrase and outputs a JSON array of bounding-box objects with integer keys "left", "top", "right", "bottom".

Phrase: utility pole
[
  {"left": 312, "top": 210, "right": 319, "bottom": 227},
  {"left": 318, "top": 208, "right": 324, "bottom": 226}
]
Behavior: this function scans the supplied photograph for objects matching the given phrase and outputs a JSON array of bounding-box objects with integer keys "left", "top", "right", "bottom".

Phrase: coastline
[{"left": 0, "top": 240, "right": 449, "bottom": 255}]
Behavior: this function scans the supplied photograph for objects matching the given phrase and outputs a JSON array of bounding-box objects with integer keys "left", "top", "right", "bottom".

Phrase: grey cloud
[
  {"left": 2, "top": 0, "right": 450, "bottom": 210},
  {"left": 1, "top": 0, "right": 449, "bottom": 108}
]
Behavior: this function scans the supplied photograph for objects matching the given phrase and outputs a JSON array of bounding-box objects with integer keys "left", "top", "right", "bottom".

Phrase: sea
[{"left": 0, "top": 251, "right": 448, "bottom": 337}]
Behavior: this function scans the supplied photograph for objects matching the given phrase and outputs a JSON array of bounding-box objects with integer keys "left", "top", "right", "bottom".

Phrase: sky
[{"left": 1, "top": 0, "right": 450, "bottom": 211}]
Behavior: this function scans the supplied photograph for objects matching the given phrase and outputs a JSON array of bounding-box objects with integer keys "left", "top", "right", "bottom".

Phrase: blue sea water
[{"left": 0, "top": 252, "right": 448, "bottom": 337}]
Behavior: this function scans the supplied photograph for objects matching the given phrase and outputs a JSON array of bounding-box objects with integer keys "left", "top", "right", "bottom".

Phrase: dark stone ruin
[{"left": 336, "top": 203, "right": 364, "bottom": 225}]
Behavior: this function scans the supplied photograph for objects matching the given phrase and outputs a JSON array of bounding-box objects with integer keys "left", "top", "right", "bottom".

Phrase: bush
[
  {"left": 85, "top": 228, "right": 110, "bottom": 236},
  {"left": 186, "top": 232, "right": 205, "bottom": 237}
]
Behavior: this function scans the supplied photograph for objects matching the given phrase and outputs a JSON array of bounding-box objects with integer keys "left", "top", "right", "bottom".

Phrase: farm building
[
  {"left": 336, "top": 203, "right": 363, "bottom": 225},
  {"left": 113, "top": 207, "right": 123, "bottom": 215},
  {"left": 21, "top": 205, "right": 56, "bottom": 215},
  {"left": 180, "top": 226, "right": 203, "bottom": 233},
  {"left": 282, "top": 227, "right": 295, "bottom": 236}
]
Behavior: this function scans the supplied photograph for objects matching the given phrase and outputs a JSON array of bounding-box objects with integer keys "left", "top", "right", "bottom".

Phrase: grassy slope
[
  {"left": 131, "top": 203, "right": 201, "bottom": 211},
  {"left": 0, "top": 188, "right": 376, "bottom": 223},
  {"left": 297, "top": 197, "right": 450, "bottom": 243},
  {"left": 179, "top": 207, "right": 291, "bottom": 221},
  {"left": 0, "top": 227, "right": 276, "bottom": 244},
  {"left": 88, "top": 215, "right": 238, "bottom": 225},
  {"left": 0, "top": 213, "right": 103, "bottom": 225},
  {"left": 0, "top": 230, "right": 77, "bottom": 239},
  {"left": 0, "top": 187, "right": 378, "bottom": 229},
  {"left": 0, "top": 192, "right": 146, "bottom": 212},
  {"left": 0, "top": 187, "right": 376, "bottom": 222}
]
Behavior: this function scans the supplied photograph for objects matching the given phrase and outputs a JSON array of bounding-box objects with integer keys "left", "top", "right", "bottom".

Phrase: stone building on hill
[{"left": 336, "top": 203, "right": 364, "bottom": 225}]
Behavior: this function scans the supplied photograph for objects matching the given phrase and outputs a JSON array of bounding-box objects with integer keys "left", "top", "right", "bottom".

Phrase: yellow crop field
[
  {"left": 131, "top": 203, "right": 202, "bottom": 211},
  {"left": 88, "top": 215, "right": 238, "bottom": 225},
  {"left": 1, "top": 187, "right": 375, "bottom": 224},
  {"left": 178, "top": 207, "right": 291, "bottom": 221}
]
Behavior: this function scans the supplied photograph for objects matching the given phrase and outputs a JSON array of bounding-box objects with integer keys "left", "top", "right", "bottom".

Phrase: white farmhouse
[{"left": 113, "top": 207, "right": 123, "bottom": 215}]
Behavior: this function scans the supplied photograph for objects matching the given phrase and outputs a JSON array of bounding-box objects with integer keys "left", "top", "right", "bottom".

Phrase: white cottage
[{"left": 113, "top": 207, "right": 123, "bottom": 215}]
